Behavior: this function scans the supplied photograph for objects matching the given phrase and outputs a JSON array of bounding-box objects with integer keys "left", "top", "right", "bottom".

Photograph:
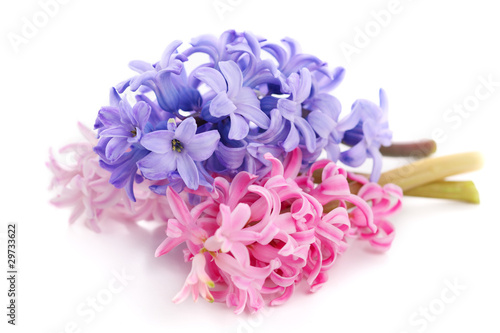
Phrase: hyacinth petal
[
  {"left": 325, "top": 140, "right": 341, "bottom": 162},
  {"left": 306, "top": 241, "right": 323, "bottom": 285},
  {"left": 130, "top": 71, "right": 157, "bottom": 91},
  {"left": 166, "top": 187, "right": 193, "bottom": 227},
  {"left": 317, "top": 208, "right": 349, "bottom": 244},
  {"left": 159, "top": 40, "right": 183, "bottom": 68},
  {"left": 166, "top": 220, "right": 184, "bottom": 238},
  {"left": 185, "top": 130, "right": 220, "bottom": 161},
  {"left": 132, "top": 101, "right": 151, "bottom": 130},
  {"left": 172, "top": 284, "right": 191, "bottom": 304},
  {"left": 336, "top": 108, "right": 362, "bottom": 132},
  {"left": 270, "top": 285, "right": 295, "bottom": 306},
  {"left": 227, "top": 240, "right": 251, "bottom": 267},
  {"left": 340, "top": 141, "right": 367, "bottom": 167},
  {"left": 278, "top": 99, "right": 299, "bottom": 121},
  {"left": 119, "top": 99, "right": 135, "bottom": 125},
  {"left": 155, "top": 235, "right": 185, "bottom": 257},
  {"left": 294, "top": 116, "right": 317, "bottom": 153},
  {"left": 219, "top": 61, "right": 243, "bottom": 98},
  {"left": 137, "top": 151, "right": 176, "bottom": 180},
  {"left": 283, "top": 147, "right": 302, "bottom": 179},
  {"left": 227, "top": 172, "right": 256, "bottom": 207},
  {"left": 247, "top": 108, "right": 284, "bottom": 143},
  {"left": 379, "top": 88, "right": 388, "bottom": 114},
  {"left": 155, "top": 72, "right": 180, "bottom": 113},
  {"left": 232, "top": 86, "right": 261, "bottom": 108},
  {"left": 140, "top": 130, "right": 175, "bottom": 154},
  {"left": 368, "top": 220, "right": 395, "bottom": 250},
  {"left": 97, "top": 106, "right": 121, "bottom": 128},
  {"left": 210, "top": 92, "right": 237, "bottom": 118},
  {"left": 228, "top": 113, "right": 249, "bottom": 141},
  {"left": 295, "top": 68, "right": 312, "bottom": 103},
  {"left": 177, "top": 153, "right": 199, "bottom": 190},
  {"left": 312, "top": 94, "right": 342, "bottom": 120},
  {"left": 345, "top": 194, "right": 376, "bottom": 233},
  {"left": 174, "top": 117, "right": 197, "bottom": 144},
  {"left": 108, "top": 87, "right": 122, "bottom": 107},
  {"left": 105, "top": 137, "right": 130, "bottom": 161},
  {"left": 100, "top": 127, "right": 131, "bottom": 138},
  {"left": 307, "top": 110, "right": 337, "bottom": 139},
  {"left": 368, "top": 147, "right": 383, "bottom": 182},
  {"left": 234, "top": 103, "right": 270, "bottom": 129},
  {"left": 282, "top": 122, "right": 300, "bottom": 152},
  {"left": 194, "top": 67, "right": 227, "bottom": 93},
  {"left": 263, "top": 152, "right": 284, "bottom": 177},
  {"left": 128, "top": 60, "right": 153, "bottom": 73},
  {"left": 228, "top": 203, "right": 252, "bottom": 232}
]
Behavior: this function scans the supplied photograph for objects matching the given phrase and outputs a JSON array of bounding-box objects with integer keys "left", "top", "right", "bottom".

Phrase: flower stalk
[
  {"left": 377, "top": 151, "right": 483, "bottom": 190},
  {"left": 403, "top": 180, "right": 480, "bottom": 204},
  {"left": 379, "top": 139, "right": 437, "bottom": 157}
]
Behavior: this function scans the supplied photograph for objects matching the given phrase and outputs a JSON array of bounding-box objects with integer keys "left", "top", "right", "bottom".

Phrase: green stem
[
  {"left": 404, "top": 180, "right": 480, "bottom": 204},
  {"left": 377, "top": 152, "right": 483, "bottom": 191}
]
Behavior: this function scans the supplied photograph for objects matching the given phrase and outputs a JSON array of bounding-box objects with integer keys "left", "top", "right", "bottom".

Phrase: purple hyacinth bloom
[
  {"left": 95, "top": 99, "right": 151, "bottom": 162},
  {"left": 116, "top": 41, "right": 201, "bottom": 114},
  {"left": 337, "top": 89, "right": 392, "bottom": 182},
  {"left": 98, "top": 146, "right": 150, "bottom": 202},
  {"left": 137, "top": 117, "right": 220, "bottom": 190},
  {"left": 194, "top": 60, "right": 270, "bottom": 140},
  {"left": 276, "top": 68, "right": 317, "bottom": 153},
  {"left": 306, "top": 93, "right": 343, "bottom": 162}
]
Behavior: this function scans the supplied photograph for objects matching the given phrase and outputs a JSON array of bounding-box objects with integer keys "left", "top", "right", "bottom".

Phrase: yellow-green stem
[
  {"left": 404, "top": 180, "right": 480, "bottom": 204},
  {"left": 377, "top": 152, "right": 483, "bottom": 191}
]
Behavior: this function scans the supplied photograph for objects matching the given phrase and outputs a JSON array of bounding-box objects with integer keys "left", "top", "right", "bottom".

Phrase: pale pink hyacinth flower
[
  {"left": 173, "top": 253, "right": 215, "bottom": 304},
  {"left": 156, "top": 148, "right": 380, "bottom": 313},
  {"left": 347, "top": 172, "right": 403, "bottom": 250},
  {"left": 48, "top": 123, "right": 173, "bottom": 231}
]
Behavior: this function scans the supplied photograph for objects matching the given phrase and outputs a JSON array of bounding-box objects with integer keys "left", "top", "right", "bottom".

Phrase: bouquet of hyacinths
[{"left": 48, "top": 30, "right": 483, "bottom": 313}]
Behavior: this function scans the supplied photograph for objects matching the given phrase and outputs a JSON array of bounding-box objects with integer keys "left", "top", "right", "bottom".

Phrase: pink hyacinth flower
[
  {"left": 155, "top": 148, "right": 383, "bottom": 313},
  {"left": 348, "top": 172, "right": 403, "bottom": 250},
  {"left": 48, "top": 123, "right": 173, "bottom": 231},
  {"left": 173, "top": 253, "right": 215, "bottom": 303}
]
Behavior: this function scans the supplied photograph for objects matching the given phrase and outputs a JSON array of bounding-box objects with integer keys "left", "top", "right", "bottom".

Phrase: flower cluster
[
  {"left": 47, "top": 30, "right": 420, "bottom": 314},
  {"left": 93, "top": 30, "right": 392, "bottom": 203},
  {"left": 155, "top": 148, "right": 401, "bottom": 313}
]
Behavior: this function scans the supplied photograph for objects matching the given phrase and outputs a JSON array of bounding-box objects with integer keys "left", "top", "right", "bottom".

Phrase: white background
[{"left": 1, "top": 0, "right": 499, "bottom": 332}]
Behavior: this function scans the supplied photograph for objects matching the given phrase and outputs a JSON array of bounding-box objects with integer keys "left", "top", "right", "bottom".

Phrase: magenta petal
[{"left": 166, "top": 187, "right": 193, "bottom": 226}]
